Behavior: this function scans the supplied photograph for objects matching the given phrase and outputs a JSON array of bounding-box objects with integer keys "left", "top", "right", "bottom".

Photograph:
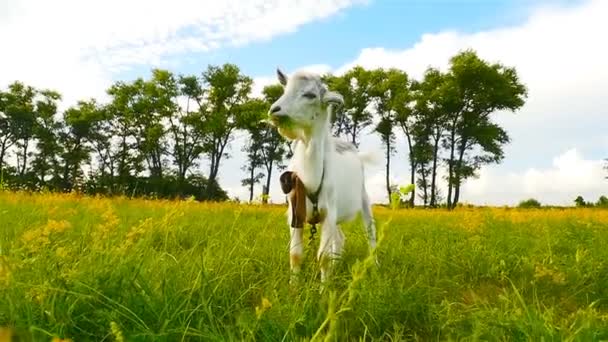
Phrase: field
[{"left": 1, "top": 192, "right": 607, "bottom": 341}]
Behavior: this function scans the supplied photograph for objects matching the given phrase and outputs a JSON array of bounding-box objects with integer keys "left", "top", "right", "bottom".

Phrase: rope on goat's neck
[{"left": 307, "top": 162, "right": 325, "bottom": 222}]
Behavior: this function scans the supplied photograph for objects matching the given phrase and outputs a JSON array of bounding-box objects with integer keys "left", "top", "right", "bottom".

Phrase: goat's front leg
[
  {"left": 289, "top": 226, "right": 304, "bottom": 282},
  {"left": 317, "top": 218, "right": 342, "bottom": 283}
]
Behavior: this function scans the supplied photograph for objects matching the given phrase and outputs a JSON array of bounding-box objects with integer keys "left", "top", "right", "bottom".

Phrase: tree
[
  {"left": 369, "top": 68, "right": 415, "bottom": 203},
  {"left": 239, "top": 84, "right": 288, "bottom": 203},
  {"left": 0, "top": 89, "right": 16, "bottom": 176},
  {"left": 324, "top": 67, "right": 374, "bottom": 146},
  {"left": 240, "top": 98, "right": 267, "bottom": 202},
  {"left": 58, "top": 99, "right": 103, "bottom": 191},
  {"left": 574, "top": 195, "right": 587, "bottom": 207},
  {"left": 413, "top": 68, "right": 450, "bottom": 207},
  {"left": 201, "top": 64, "right": 253, "bottom": 184},
  {"left": 134, "top": 69, "right": 175, "bottom": 179},
  {"left": 413, "top": 133, "right": 433, "bottom": 206},
  {"left": 259, "top": 84, "right": 287, "bottom": 203},
  {"left": 388, "top": 70, "right": 418, "bottom": 207},
  {"left": 168, "top": 75, "right": 206, "bottom": 182},
  {"left": 5, "top": 82, "right": 38, "bottom": 178},
  {"left": 30, "top": 90, "right": 63, "bottom": 189},
  {"left": 106, "top": 80, "right": 146, "bottom": 185},
  {"left": 87, "top": 104, "right": 115, "bottom": 190},
  {"left": 442, "top": 50, "right": 527, "bottom": 209},
  {"left": 596, "top": 195, "right": 608, "bottom": 208},
  {"left": 518, "top": 198, "right": 541, "bottom": 208},
  {"left": 369, "top": 68, "right": 404, "bottom": 203},
  {"left": 106, "top": 70, "right": 174, "bottom": 184}
]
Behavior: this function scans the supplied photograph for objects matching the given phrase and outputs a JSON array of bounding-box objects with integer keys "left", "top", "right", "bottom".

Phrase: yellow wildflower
[
  {"left": 534, "top": 264, "right": 566, "bottom": 285},
  {"left": 110, "top": 322, "right": 124, "bottom": 342},
  {"left": 51, "top": 337, "right": 73, "bottom": 342},
  {"left": 255, "top": 297, "right": 272, "bottom": 319},
  {"left": 43, "top": 219, "right": 71, "bottom": 235},
  {"left": 55, "top": 247, "right": 69, "bottom": 259},
  {"left": 1, "top": 327, "right": 15, "bottom": 342},
  {"left": 0, "top": 257, "right": 11, "bottom": 288}
]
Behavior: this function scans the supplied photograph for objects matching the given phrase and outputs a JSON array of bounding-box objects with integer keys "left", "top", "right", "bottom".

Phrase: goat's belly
[{"left": 332, "top": 159, "right": 364, "bottom": 223}]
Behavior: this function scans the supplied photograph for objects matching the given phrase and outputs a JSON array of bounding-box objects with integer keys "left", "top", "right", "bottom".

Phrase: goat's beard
[
  {"left": 268, "top": 115, "right": 310, "bottom": 141},
  {"left": 278, "top": 125, "right": 303, "bottom": 140}
]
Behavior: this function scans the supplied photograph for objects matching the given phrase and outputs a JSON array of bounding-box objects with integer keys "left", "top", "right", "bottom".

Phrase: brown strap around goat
[{"left": 279, "top": 170, "right": 324, "bottom": 229}]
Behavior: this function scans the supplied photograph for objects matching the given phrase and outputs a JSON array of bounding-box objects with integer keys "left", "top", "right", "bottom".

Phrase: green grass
[{"left": 1, "top": 192, "right": 607, "bottom": 341}]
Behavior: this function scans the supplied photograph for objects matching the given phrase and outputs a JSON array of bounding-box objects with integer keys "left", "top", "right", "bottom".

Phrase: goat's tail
[{"left": 357, "top": 151, "right": 382, "bottom": 167}]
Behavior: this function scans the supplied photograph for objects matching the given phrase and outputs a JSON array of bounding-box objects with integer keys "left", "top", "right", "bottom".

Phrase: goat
[{"left": 267, "top": 68, "right": 378, "bottom": 282}]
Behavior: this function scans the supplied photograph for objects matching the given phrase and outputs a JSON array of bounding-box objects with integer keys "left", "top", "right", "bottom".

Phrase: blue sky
[
  {"left": 1, "top": 0, "right": 606, "bottom": 205},
  {"left": 121, "top": 0, "right": 583, "bottom": 80}
]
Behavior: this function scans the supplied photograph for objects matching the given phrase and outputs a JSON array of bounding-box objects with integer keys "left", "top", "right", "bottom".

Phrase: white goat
[{"left": 267, "top": 68, "right": 378, "bottom": 282}]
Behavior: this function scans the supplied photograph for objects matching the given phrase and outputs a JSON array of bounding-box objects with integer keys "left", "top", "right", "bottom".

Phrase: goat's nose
[{"left": 270, "top": 105, "right": 281, "bottom": 114}]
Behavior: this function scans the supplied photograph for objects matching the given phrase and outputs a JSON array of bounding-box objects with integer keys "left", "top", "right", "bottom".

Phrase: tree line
[{"left": 0, "top": 49, "right": 528, "bottom": 208}]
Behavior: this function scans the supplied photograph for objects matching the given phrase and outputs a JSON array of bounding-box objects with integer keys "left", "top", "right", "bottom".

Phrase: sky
[{"left": 1, "top": 0, "right": 607, "bottom": 206}]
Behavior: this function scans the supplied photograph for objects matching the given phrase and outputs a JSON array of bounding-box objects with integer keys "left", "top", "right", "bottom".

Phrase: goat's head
[{"left": 267, "top": 68, "right": 343, "bottom": 140}]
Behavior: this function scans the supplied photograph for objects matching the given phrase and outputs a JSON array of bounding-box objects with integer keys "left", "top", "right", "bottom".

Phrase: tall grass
[{"left": 1, "top": 192, "right": 607, "bottom": 341}]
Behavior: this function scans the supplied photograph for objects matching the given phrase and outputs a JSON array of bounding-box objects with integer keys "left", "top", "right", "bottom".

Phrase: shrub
[
  {"left": 597, "top": 195, "right": 608, "bottom": 208},
  {"left": 518, "top": 198, "right": 542, "bottom": 208}
]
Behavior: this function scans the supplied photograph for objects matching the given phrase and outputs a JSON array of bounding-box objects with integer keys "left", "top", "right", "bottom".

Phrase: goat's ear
[
  {"left": 279, "top": 171, "right": 294, "bottom": 194},
  {"left": 322, "top": 90, "right": 344, "bottom": 107},
  {"left": 277, "top": 68, "right": 288, "bottom": 86}
]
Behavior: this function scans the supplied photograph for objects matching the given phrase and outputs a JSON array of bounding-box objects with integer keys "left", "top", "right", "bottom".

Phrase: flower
[{"left": 255, "top": 297, "right": 272, "bottom": 319}]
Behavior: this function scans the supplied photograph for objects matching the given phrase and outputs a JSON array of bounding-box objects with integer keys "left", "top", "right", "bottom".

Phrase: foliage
[
  {"left": 390, "top": 184, "right": 415, "bottom": 210},
  {"left": 323, "top": 67, "right": 375, "bottom": 146},
  {"left": 440, "top": 50, "right": 528, "bottom": 209},
  {"left": 0, "top": 49, "right": 530, "bottom": 205},
  {"left": 370, "top": 68, "right": 406, "bottom": 202},
  {"left": 517, "top": 198, "right": 542, "bottom": 208},
  {"left": 201, "top": 63, "right": 253, "bottom": 183},
  {"left": 574, "top": 196, "right": 588, "bottom": 207},
  {"left": 1, "top": 192, "right": 608, "bottom": 340}
]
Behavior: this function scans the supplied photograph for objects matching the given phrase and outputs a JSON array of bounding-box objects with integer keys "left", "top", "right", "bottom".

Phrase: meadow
[{"left": 1, "top": 192, "right": 607, "bottom": 341}]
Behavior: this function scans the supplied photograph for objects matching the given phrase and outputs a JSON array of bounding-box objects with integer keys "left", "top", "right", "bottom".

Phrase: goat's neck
[{"left": 295, "top": 107, "right": 332, "bottom": 192}]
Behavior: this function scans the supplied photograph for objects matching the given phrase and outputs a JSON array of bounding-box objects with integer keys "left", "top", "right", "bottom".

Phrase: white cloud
[
  {"left": 463, "top": 149, "right": 608, "bottom": 206},
  {"left": 0, "top": 0, "right": 364, "bottom": 107},
  {"left": 239, "top": 0, "right": 607, "bottom": 205}
]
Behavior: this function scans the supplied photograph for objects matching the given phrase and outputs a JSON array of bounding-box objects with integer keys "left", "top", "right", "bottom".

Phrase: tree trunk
[
  {"left": 452, "top": 137, "right": 468, "bottom": 208},
  {"left": 446, "top": 128, "right": 456, "bottom": 210},
  {"left": 0, "top": 139, "right": 6, "bottom": 174},
  {"left": 429, "top": 130, "right": 440, "bottom": 208},
  {"left": 422, "top": 174, "right": 428, "bottom": 207},
  {"left": 385, "top": 137, "right": 391, "bottom": 204},
  {"left": 263, "top": 160, "right": 273, "bottom": 204},
  {"left": 19, "top": 140, "right": 29, "bottom": 177},
  {"left": 208, "top": 151, "right": 217, "bottom": 183},
  {"left": 248, "top": 163, "right": 254, "bottom": 202},
  {"left": 209, "top": 135, "right": 228, "bottom": 183},
  {"left": 63, "top": 162, "right": 71, "bottom": 191},
  {"left": 409, "top": 163, "right": 416, "bottom": 207},
  {"left": 403, "top": 125, "right": 415, "bottom": 207}
]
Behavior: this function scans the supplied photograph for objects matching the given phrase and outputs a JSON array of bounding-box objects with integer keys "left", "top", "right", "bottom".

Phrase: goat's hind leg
[
  {"left": 361, "top": 192, "right": 377, "bottom": 251},
  {"left": 361, "top": 191, "right": 379, "bottom": 265}
]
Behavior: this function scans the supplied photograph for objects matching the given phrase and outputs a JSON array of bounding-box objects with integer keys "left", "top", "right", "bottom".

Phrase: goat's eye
[{"left": 302, "top": 92, "right": 316, "bottom": 99}]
